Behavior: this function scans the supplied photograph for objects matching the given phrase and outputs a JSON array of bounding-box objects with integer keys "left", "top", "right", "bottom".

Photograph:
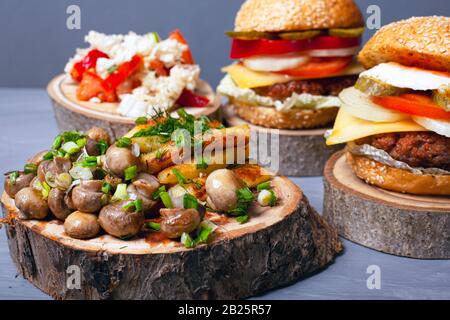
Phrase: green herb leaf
[
  {"left": 196, "top": 156, "right": 209, "bottom": 170},
  {"left": 9, "top": 171, "right": 19, "bottom": 185},
  {"left": 79, "top": 156, "right": 98, "bottom": 168},
  {"left": 23, "top": 163, "right": 37, "bottom": 175},
  {"left": 135, "top": 117, "right": 148, "bottom": 125},
  {"left": 181, "top": 232, "right": 194, "bottom": 248},
  {"left": 97, "top": 140, "right": 108, "bottom": 155},
  {"left": 268, "top": 190, "right": 277, "bottom": 207},
  {"left": 237, "top": 187, "right": 254, "bottom": 203},
  {"left": 172, "top": 168, "right": 187, "bottom": 185},
  {"left": 256, "top": 181, "right": 271, "bottom": 191},
  {"left": 102, "top": 182, "right": 112, "bottom": 194},
  {"left": 76, "top": 137, "right": 87, "bottom": 148},
  {"left": 116, "top": 137, "right": 132, "bottom": 148},
  {"left": 122, "top": 199, "right": 143, "bottom": 212},
  {"left": 183, "top": 193, "right": 198, "bottom": 209},
  {"left": 155, "top": 149, "right": 166, "bottom": 160},
  {"left": 236, "top": 215, "right": 249, "bottom": 224},
  {"left": 194, "top": 224, "right": 213, "bottom": 245},
  {"left": 61, "top": 131, "right": 85, "bottom": 143},
  {"left": 147, "top": 222, "right": 161, "bottom": 231},
  {"left": 107, "top": 64, "right": 118, "bottom": 74},
  {"left": 124, "top": 165, "right": 138, "bottom": 181}
]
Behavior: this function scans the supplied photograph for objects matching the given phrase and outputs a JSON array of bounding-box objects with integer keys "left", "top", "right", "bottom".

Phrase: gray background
[{"left": 0, "top": 0, "right": 449, "bottom": 88}]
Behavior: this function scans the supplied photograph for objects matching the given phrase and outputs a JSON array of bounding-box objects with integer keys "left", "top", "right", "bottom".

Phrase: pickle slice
[
  {"left": 354, "top": 76, "right": 409, "bottom": 96},
  {"left": 329, "top": 27, "right": 365, "bottom": 38},
  {"left": 225, "top": 31, "right": 278, "bottom": 40},
  {"left": 433, "top": 86, "right": 450, "bottom": 111},
  {"left": 278, "top": 30, "right": 323, "bottom": 40}
]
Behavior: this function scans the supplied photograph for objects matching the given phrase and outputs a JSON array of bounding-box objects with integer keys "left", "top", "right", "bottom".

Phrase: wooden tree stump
[
  {"left": 223, "top": 105, "right": 342, "bottom": 177},
  {"left": 47, "top": 75, "right": 222, "bottom": 140},
  {"left": 323, "top": 151, "right": 450, "bottom": 259},
  {"left": 1, "top": 177, "right": 342, "bottom": 300}
]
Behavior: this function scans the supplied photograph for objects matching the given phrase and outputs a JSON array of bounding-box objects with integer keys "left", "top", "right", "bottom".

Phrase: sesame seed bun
[
  {"left": 235, "top": 0, "right": 364, "bottom": 32},
  {"left": 346, "top": 152, "right": 450, "bottom": 196},
  {"left": 358, "top": 16, "right": 450, "bottom": 72},
  {"left": 231, "top": 101, "right": 338, "bottom": 129}
]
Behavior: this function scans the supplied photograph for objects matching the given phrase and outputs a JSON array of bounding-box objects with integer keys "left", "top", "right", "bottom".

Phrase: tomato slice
[
  {"left": 372, "top": 94, "right": 450, "bottom": 120},
  {"left": 276, "top": 57, "right": 353, "bottom": 78},
  {"left": 169, "top": 29, "right": 195, "bottom": 64},
  {"left": 230, "top": 36, "right": 360, "bottom": 59},
  {"left": 176, "top": 89, "right": 209, "bottom": 108},
  {"left": 71, "top": 49, "right": 109, "bottom": 82},
  {"left": 77, "top": 70, "right": 116, "bottom": 102},
  {"left": 149, "top": 59, "right": 169, "bottom": 77},
  {"left": 103, "top": 55, "right": 143, "bottom": 90}
]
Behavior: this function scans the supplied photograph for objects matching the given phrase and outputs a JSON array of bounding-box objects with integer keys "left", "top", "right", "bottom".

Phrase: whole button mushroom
[
  {"left": 86, "top": 127, "right": 111, "bottom": 145},
  {"left": 64, "top": 211, "right": 100, "bottom": 239},
  {"left": 205, "top": 169, "right": 245, "bottom": 212},
  {"left": 98, "top": 201, "right": 144, "bottom": 238},
  {"left": 48, "top": 188, "right": 73, "bottom": 220},
  {"left": 14, "top": 187, "right": 49, "bottom": 220},
  {"left": 160, "top": 208, "right": 201, "bottom": 239},
  {"left": 4, "top": 173, "right": 34, "bottom": 199},
  {"left": 71, "top": 180, "right": 104, "bottom": 213},
  {"left": 126, "top": 173, "right": 160, "bottom": 214},
  {"left": 37, "top": 157, "right": 72, "bottom": 183},
  {"left": 105, "top": 145, "right": 138, "bottom": 178}
]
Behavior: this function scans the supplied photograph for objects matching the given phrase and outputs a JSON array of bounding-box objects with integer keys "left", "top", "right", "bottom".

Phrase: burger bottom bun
[
  {"left": 231, "top": 102, "right": 338, "bottom": 130},
  {"left": 346, "top": 151, "right": 450, "bottom": 196}
]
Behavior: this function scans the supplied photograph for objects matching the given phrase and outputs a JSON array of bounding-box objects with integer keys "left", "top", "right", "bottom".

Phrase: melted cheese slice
[
  {"left": 223, "top": 62, "right": 365, "bottom": 89},
  {"left": 326, "top": 109, "right": 428, "bottom": 145}
]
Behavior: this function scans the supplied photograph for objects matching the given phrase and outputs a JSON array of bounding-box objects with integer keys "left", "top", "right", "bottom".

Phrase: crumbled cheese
[
  {"left": 217, "top": 75, "right": 341, "bottom": 112},
  {"left": 150, "top": 39, "right": 187, "bottom": 68}
]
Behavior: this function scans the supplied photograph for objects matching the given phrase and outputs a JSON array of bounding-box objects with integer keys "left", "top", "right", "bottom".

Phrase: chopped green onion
[
  {"left": 256, "top": 181, "right": 271, "bottom": 191},
  {"left": 102, "top": 182, "right": 112, "bottom": 194},
  {"left": 76, "top": 137, "right": 87, "bottom": 148},
  {"left": 181, "top": 232, "right": 194, "bottom": 248},
  {"left": 116, "top": 137, "right": 132, "bottom": 148},
  {"left": 107, "top": 64, "right": 118, "bottom": 74},
  {"left": 111, "top": 183, "right": 129, "bottom": 202},
  {"left": 9, "top": 171, "right": 19, "bottom": 185},
  {"left": 155, "top": 149, "right": 166, "bottom": 160},
  {"left": 123, "top": 199, "right": 143, "bottom": 212},
  {"left": 69, "top": 165, "right": 93, "bottom": 180},
  {"left": 135, "top": 117, "right": 148, "bottom": 125},
  {"left": 57, "top": 149, "right": 67, "bottom": 158},
  {"left": 43, "top": 151, "right": 54, "bottom": 161},
  {"left": 41, "top": 181, "right": 51, "bottom": 199},
  {"left": 119, "top": 234, "right": 133, "bottom": 241},
  {"left": 79, "top": 156, "right": 98, "bottom": 168},
  {"left": 97, "top": 140, "right": 108, "bottom": 155},
  {"left": 152, "top": 185, "right": 166, "bottom": 200},
  {"left": 61, "top": 131, "right": 85, "bottom": 143},
  {"left": 160, "top": 191, "right": 173, "bottom": 208},
  {"left": 237, "top": 187, "right": 254, "bottom": 203},
  {"left": 52, "top": 135, "right": 62, "bottom": 150},
  {"left": 172, "top": 168, "right": 187, "bottom": 185},
  {"left": 268, "top": 190, "right": 277, "bottom": 207},
  {"left": 183, "top": 193, "right": 198, "bottom": 209},
  {"left": 23, "top": 163, "right": 37, "bottom": 175},
  {"left": 196, "top": 157, "right": 209, "bottom": 170},
  {"left": 147, "top": 221, "right": 161, "bottom": 231},
  {"left": 124, "top": 165, "right": 138, "bottom": 181},
  {"left": 61, "top": 141, "right": 80, "bottom": 155},
  {"left": 236, "top": 215, "right": 249, "bottom": 224}
]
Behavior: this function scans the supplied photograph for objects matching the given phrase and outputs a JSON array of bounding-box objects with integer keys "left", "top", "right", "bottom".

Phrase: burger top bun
[
  {"left": 358, "top": 16, "right": 450, "bottom": 72},
  {"left": 234, "top": 0, "right": 364, "bottom": 32}
]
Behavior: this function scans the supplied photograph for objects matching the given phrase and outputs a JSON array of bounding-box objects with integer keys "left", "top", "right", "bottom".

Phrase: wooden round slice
[
  {"left": 323, "top": 151, "right": 450, "bottom": 259},
  {"left": 47, "top": 74, "right": 221, "bottom": 140},
  {"left": 223, "top": 105, "right": 342, "bottom": 177},
  {"left": 1, "top": 177, "right": 341, "bottom": 300}
]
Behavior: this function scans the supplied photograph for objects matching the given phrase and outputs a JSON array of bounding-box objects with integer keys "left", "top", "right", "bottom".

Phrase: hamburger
[
  {"left": 218, "top": 0, "right": 365, "bottom": 129},
  {"left": 326, "top": 16, "right": 450, "bottom": 196}
]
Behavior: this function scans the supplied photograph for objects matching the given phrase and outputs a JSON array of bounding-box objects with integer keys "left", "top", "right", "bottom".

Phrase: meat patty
[
  {"left": 367, "top": 132, "right": 450, "bottom": 171},
  {"left": 253, "top": 75, "right": 358, "bottom": 100}
]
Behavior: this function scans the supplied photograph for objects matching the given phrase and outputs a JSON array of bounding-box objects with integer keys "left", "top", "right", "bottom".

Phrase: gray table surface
[{"left": 0, "top": 88, "right": 449, "bottom": 300}]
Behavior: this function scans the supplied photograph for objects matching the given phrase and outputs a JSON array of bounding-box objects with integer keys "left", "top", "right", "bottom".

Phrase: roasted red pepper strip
[
  {"left": 71, "top": 49, "right": 109, "bottom": 82},
  {"left": 103, "top": 55, "right": 143, "bottom": 90},
  {"left": 150, "top": 59, "right": 169, "bottom": 77},
  {"left": 169, "top": 29, "right": 195, "bottom": 64},
  {"left": 176, "top": 89, "right": 209, "bottom": 107},
  {"left": 76, "top": 70, "right": 116, "bottom": 102}
]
